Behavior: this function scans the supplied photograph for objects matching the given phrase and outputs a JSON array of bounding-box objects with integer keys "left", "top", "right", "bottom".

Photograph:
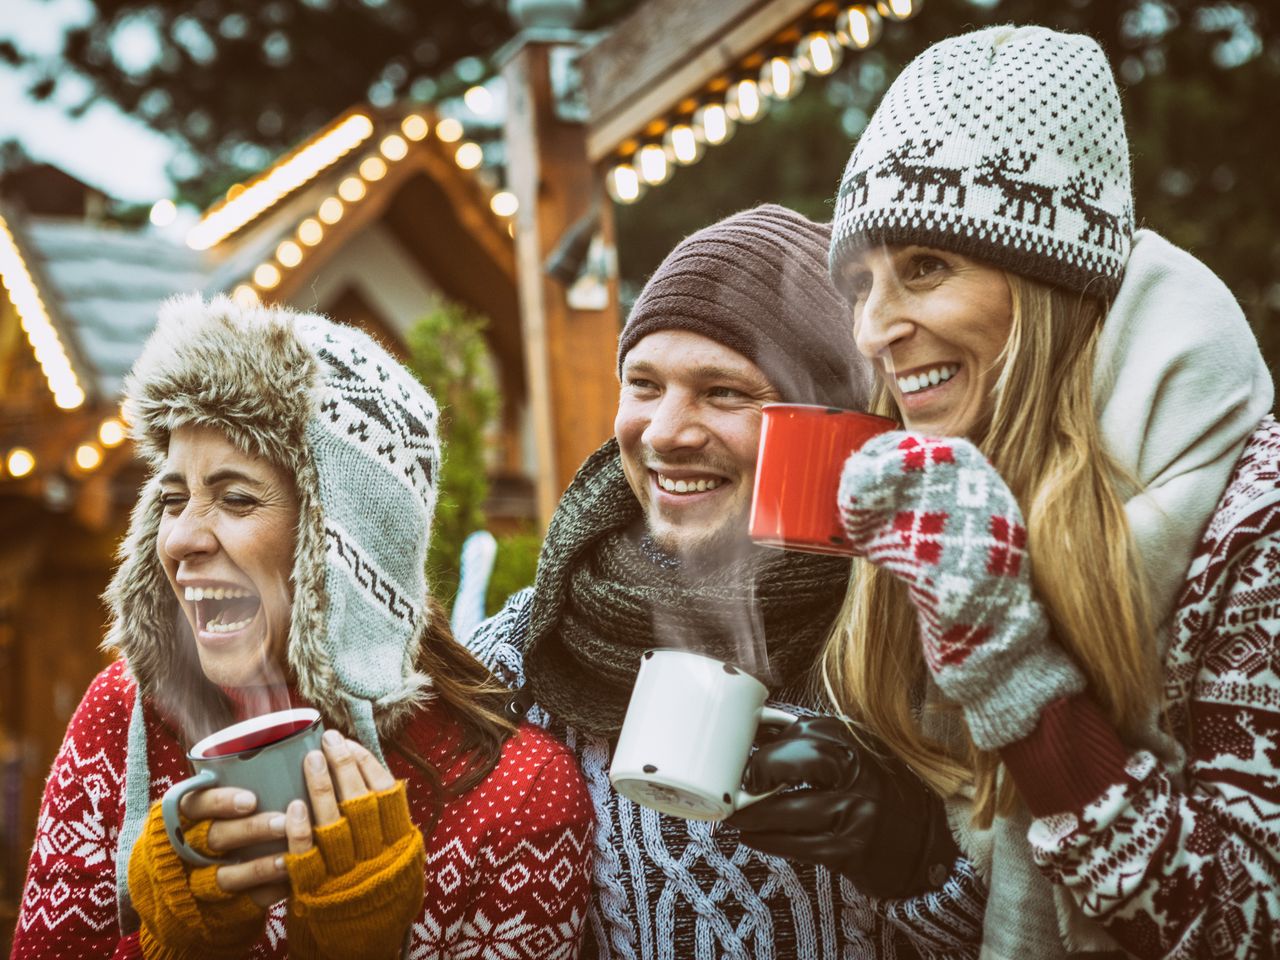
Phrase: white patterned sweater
[{"left": 467, "top": 594, "right": 986, "bottom": 960}]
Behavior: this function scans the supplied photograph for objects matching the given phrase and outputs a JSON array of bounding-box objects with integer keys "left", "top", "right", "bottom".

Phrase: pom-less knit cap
[
  {"left": 830, "top": 25, "right": 1133, "bottom": 299},
  {"left": 105, "top": 294, "right": 441, "bottom": 749},
  {"left": 618, "top": 204, "right": 873, "bottom": 411}
]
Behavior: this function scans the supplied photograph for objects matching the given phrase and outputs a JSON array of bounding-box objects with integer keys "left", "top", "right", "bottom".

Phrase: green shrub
[
  {"left": 486, "top": 527, "right": 542, "bottom": 615},
  {"left": 406, "top": 299, "right": 498, "bottom": 605}
]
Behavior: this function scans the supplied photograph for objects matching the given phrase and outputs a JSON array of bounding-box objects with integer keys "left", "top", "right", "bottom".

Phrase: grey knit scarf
[{"left": 522, "top": 440, "right": 851, "bottom": 737}]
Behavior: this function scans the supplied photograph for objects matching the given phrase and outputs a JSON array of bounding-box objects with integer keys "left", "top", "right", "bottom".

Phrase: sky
[{"left": 0, "top": 0, "right": 176, "bottom": 204}]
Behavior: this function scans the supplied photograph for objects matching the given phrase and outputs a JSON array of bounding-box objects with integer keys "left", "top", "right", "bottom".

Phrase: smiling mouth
[
  {"left": 185, "top": 586, "right": 261, "bottom": 635},
  {"left": 653, "top": 471, "right": 725, "bottom": 495},
  {"left": 896, "top": 363, "right": 959, "bottom": 396}
]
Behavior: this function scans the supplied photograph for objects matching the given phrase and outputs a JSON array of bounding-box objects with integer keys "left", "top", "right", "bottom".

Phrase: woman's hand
[
  {"left": 837, "top": 431, "right": 1084, "bottom": 748},
  {"left": 283, "top": 730, "right": 426, "bottom": 960},
  {"left": 176, "top": 787, "right": 291, "bottom": 908},
  {"left": 726, "top": 717, "right": 957, "bottom": 899}
]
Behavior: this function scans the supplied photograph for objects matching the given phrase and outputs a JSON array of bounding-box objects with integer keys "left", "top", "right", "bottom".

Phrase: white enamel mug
[{"left": 609, "top": 649, "right": 797, "bottom": 821}]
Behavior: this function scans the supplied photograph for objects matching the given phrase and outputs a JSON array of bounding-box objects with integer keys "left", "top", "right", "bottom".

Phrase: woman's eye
[
  {"left": 159, "top": 494, "right": 187, "bottom": 513},
  {"left": 910, "top": 256, "right": 947, "bottom": 279},
  {"left": 223, "top": 493, "right": 257, "bottom": 509},
  {"left": 847, "top": 274, "right": 872, "bottom": 301}
]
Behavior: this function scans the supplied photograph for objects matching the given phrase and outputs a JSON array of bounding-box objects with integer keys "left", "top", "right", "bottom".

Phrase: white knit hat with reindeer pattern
[{"left": 830, "top": 25, "right": 1133, "bottom": 298}]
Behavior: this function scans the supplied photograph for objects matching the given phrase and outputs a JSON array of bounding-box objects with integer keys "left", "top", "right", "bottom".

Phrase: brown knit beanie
[{"left": 617, "top": 204, "right": 873, "bottom": 411}]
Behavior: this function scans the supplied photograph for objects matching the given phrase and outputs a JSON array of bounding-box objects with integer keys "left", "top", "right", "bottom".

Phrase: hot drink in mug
[
  {"left": 750, "top": 403, "right": 897, "bottom": 555},
  {"left": 162, "top": 707, "right": 323, "bottom": 865},
  {"left": 610, "top": 649, "right": 796, "bottom": 821}
]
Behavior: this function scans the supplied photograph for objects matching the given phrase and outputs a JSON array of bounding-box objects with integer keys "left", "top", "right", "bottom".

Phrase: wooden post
[{"left": 501, "top": 36, "right": 621, "bottom": 527}]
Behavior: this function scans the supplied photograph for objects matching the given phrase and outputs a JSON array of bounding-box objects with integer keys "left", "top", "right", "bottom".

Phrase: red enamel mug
[{"left": 749, "top": 403, "right": 897, "bottom": 555}]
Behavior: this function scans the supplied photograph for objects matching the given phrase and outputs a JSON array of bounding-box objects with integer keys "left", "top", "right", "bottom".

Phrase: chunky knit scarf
[{"left": 523, "top": 440, "right": 851, "bottom": 736}]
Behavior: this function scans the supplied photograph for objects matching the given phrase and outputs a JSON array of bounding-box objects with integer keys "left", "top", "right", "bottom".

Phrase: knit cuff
[
  {"left": 373, "top": 782, "right": 414, "bottom": 842},
  {"left": 999, "top": 694, "right": 1130, "bottom": 816},
  {"left": 957, "top": 635, "right": 1087, "bottom": 750}
]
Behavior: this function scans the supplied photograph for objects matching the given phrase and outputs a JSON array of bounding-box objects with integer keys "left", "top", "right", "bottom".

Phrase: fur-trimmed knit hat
[
  {"left": 830, "top": 25, "right": 1133, "bottom": 298},
  {"left": 106, "top": 294, "right": 441, "bottom": 749},
  {"left": 618, "top": 204, "right": 873, "bottom": 411}
]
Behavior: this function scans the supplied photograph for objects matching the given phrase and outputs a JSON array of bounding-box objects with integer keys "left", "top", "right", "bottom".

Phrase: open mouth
[
  {"left": 652, "top": 471, "right": 726, "bottom": 495},
  {"left": 184, "top": 586, "right": 261, "bottom": 635}
]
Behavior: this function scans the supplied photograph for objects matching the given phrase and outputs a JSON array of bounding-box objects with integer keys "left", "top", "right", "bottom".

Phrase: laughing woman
[
  {"left": 732, "top": 25, "right": 1280, "bottom": 959},
  {"left": 11, "top": 296, "right": 593, "bottom": 959}
]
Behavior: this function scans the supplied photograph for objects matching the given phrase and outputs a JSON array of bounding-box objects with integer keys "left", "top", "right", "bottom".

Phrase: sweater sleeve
[
  {"left": 10, "top": 662, "right": 142, "bottom": 960},
  {"left": 880, "top": 855, "right": 987, "bottom": 954},
  {"left": 449, "top": 748, "right": 594, "bottom": 960},
  {"left": 999, "top": 516, "right": 1280, "bottom": 957}
]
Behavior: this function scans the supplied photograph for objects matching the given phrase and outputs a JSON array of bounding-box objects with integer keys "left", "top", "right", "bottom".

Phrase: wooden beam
[
  {"left": 503, "top": 39, "right": 622, "bottom": 527},
  {"left": 581, "top": 0, "right": 820, "bottom": 162}
]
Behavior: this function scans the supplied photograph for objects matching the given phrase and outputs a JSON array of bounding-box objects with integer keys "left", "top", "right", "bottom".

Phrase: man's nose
[{"left": 642, "top": 392, "right": 707, "bottom": 452}]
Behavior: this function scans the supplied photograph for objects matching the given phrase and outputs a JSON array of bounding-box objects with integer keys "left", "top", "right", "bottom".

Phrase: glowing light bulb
[
  {"left": 297, "top": 218, "right": 324, "bottom": 246},
  {"left": 726, "top": 78, "right": 767, "bottom": 123},
  {"left": 464, "top": 85, "right": 494, "bottom": 115},
  {"left": 606, "top": 164, "right": 643, "bottom": 204},
  {"left": 318, "top": 198, "right": 344, "bottom": 224},
  {"left": 359, "top": 156, "right": 387, "bottom": 181},
  {"left": 760, "top": 56, "right": 803, "bottom": 101},
  {"left": 253, "top": 263, "right": 282, "bottom": 289},
  {"left": 876, "top": 0, "right": 921, "bottom": 21},
  {"left": 454, "top": 142, "right": 483, "bottom": 170},
  {"left": 401, "top": 114, "right": 429, "bottom": 141},
  {"left": 232, "top": 284, "right": 260, "bottom": 307},
  {"left": 636, "top": 143, "right": 671, "bottom": 186},
  {"left": 276, "top": 240, "right": 303, "bottom": 268},
  {"left": 74, "top": 442, "right": 102, "bottom": 471},
  {"left": 436, "top": 117, "right": 464, "bottom": 143},
  {"left": 339, "top": 177, "right": 367, "bottom": 202},
  {"left": 98, "top": 418, "right": 126, "bottom": 447},
  {"left": 693, "top": 102, "right": 735, "bottom": 146},
  {"left": 835, "top": 5, "right": 883, "bottom": 49},
  {"left": 663, "top": 123, "right": 703, "bottom": 166},
  {"left": 796, "top": 32, "right": 843, "bottom": 76},
  {"left": 149, "top": 199, "right": 177, "bottom": 227},
  {"left": 6, "top": 448, "right": 35, "bottom": 478},
  {"left": 380, "top": 134, "right": 408, "bottom": 161},
  {"left": 489, "top": 191, "right": 518, "bottom": 217}
]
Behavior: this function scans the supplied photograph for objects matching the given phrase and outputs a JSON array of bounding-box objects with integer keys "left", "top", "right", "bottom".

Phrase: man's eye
[
  {"left": 627, "top": 378, "right": 657, "bottom": 391},
  {"left": 709, "top": 386, "right": 745, "bottom": 399}
]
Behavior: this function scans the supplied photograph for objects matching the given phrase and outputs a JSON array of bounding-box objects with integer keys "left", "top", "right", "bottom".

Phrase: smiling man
[{"left": 466, "top": 205, "right": 978, "bottom": 959}]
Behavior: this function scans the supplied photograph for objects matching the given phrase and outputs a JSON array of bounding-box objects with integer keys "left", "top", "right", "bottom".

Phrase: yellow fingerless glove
[
  {"left": 284, "top": 782, "right": 426, "bottom": 960},
  {"left": 128, "top": 801, "right": 266, "bottom": 959}
]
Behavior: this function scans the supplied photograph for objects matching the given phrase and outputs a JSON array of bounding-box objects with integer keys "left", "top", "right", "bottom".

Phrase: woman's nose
[
  {"left": 855, "top": 284, "right": 913, "bottom": 360},
  {"left": 642, "top": 393, "right": 706, "bottom": 452},
  {"left": 161, "top": 505, "right": 217, "bottom": 562}
]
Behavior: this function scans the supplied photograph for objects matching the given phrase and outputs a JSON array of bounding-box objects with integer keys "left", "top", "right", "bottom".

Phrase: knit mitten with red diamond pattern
[{"left": 838, "top": 432, "right": 1085, "bottom": 749}]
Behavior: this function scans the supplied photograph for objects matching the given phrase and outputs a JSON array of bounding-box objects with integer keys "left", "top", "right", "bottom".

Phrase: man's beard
[{"left": 647, "top": 501, "right": 758, "bottom": 570}]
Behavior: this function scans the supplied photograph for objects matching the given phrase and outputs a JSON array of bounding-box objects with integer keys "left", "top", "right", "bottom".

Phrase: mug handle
[
  {"left": 161, "top": 769, "right": 222, "bottom": 867},
  {"left": 732, "top": 706, "right": 799, "bottom": 811}
]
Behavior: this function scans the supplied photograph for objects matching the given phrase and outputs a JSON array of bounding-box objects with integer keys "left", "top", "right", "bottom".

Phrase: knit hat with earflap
[
  {"left": 107, "top": 294, "right": 441, "bottom": 748},
  {"left": 618, "top": 203, "right": 873, "bottom": 410},
  {"left": 830, "top": 25, "right": 1133, "bottom": 298}
]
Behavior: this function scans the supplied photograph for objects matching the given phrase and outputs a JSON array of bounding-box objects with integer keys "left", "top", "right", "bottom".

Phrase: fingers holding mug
[
  {"left": 320, "top": 729, "right": 369, "bottom": 804},
  {"left": 303, "top": 748, "right": 341, "bottom": 827}
]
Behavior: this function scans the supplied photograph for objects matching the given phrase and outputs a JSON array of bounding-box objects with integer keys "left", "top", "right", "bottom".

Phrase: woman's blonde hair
[{"left": 822, "top": 272, "right": 1161, "bottom": 826}]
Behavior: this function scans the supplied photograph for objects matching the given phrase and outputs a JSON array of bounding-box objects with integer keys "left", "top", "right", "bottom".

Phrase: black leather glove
[{"left": 725, "top": 716, "right": 958, "bottom": 900}]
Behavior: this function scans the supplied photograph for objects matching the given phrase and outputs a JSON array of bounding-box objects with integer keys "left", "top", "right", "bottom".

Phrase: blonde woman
[{"left": 732, "top": 25, "right": 1279, "bottom": 959}]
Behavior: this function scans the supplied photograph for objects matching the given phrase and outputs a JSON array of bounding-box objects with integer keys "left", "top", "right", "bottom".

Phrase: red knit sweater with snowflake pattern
[{"left": 11, "top": 659, "right": 594, "bottom": 959}]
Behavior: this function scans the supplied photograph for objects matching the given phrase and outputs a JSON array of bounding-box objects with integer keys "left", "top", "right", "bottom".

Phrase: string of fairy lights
[
  {"left": 604, "top": 0, "right": 922, "bottom": 204},
  {"left": 0, "top": 0, "right": 921, "bottom": 484},
  {"left": 199, "top": 108, "right": 518, "bottom": 308}
]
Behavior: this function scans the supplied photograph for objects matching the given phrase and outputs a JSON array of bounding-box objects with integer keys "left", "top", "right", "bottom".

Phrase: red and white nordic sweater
[
  {"left": 11, "top": 659, "right": 594, "bottom": 959},
  {"left": 1000, "top": 415, "right": 1280, "bottom": 957}
]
